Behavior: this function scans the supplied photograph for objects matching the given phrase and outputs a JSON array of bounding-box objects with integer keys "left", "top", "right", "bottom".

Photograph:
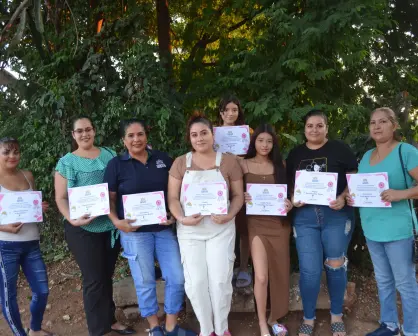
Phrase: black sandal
[
  {"left": 297, "top": 323, "right": 314, "bottom": 335},
  {"left": 330, "top": 322, "right": 346, "bottom": 335}
]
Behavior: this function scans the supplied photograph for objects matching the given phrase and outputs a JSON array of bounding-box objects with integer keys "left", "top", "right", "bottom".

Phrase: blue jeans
[
  {"left": 0, "top": 240, "right": 49, "bottom": 336},
  {"left": 367, "top": 237, "right": 418, "bottom": 336},
  {"left": 120, "top": 229, "right": 185, "bottom": 317},
  {"left": 293, "top": 205, "right": 354, "bottom": 320}
]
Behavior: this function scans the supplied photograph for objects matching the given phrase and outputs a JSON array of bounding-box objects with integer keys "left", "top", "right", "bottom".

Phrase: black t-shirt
[{"left": 286, "top": 140, "right": 358, "bottom": 196}]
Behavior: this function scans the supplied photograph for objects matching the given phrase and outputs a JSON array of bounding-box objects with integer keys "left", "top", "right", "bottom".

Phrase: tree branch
[
  {"left": 0, "top": 0, "right": 30, "bottom": 43},
  {"left": 0, "top": 68, "right": 41, "bottom": 100},
  {"left": 0, "top": 68, "right": 18, "bottom": 86},
  {"left": 27, "top": 10, "right": 47, "bottom": 61},
  {"left": 187, "top": 11, "right": 260, "bottom": 63},
  {"left": 64, "top": 0, "right": 79, "bottom": 57},
  {"left": 0, "top": 68, "right": 28, "bottom": 98}
]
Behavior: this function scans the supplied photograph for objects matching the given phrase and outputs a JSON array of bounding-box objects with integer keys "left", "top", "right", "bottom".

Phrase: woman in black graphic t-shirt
[{"left": 286, "top": 110, "right": 357, "bottom": 336}]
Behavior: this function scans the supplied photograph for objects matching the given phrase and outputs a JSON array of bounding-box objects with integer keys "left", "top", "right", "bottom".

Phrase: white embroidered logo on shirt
[{"left": 156, "top": 159, "right": 166, "bottom": 168}]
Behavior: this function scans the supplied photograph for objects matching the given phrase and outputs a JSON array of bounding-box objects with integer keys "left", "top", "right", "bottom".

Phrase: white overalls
[{"left": 178, "top": 151, "right": 236, "bottom": 336}]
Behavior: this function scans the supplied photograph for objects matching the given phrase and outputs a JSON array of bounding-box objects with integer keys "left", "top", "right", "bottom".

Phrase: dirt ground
[{"left": 0, "top": 258, "right": 402, "bottom": 336}]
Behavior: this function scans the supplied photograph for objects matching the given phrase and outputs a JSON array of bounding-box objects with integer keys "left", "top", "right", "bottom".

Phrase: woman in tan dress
[{"left": 240, "top": 124, "right": 292, "bottom": 336}]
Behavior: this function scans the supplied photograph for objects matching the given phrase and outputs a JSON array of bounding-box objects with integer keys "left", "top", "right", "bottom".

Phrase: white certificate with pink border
[
  {"left": 122, "top": 191, "right": 167, "bottom": 226},
  {"left": 0, "top": 191, "right": 43, "bottom": 224},
  {"left": 213, "top": 125, "right": 250, "bottom": 155},
  {"left": 293, "top": 171, "right": 338, "bottom": 205},
  {"left": 68, "top": 183, "right": 110, "bottom": 220},
  {"left": 246, "top": 184, "right": 288, "bottom": 216},
  {"left": 183, "top": 182, "right": 228, "bottom": 216},
  {"left": 346, "top": 173, "right": 391, "bottom": 208}
]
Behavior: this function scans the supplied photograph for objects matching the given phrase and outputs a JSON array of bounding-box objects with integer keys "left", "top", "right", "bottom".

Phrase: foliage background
[{"left": 0, "top": 0, "right": 417, "bottom": 268}]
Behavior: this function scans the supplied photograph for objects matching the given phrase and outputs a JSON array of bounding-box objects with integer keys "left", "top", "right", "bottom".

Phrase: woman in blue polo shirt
[{"left": 103, "top": 119, "right": 196, "bottom": 336}]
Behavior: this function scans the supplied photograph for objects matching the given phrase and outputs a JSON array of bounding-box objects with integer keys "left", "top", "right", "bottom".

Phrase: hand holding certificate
[
  {"left": 346, "top": 173, "right": 391, "bottom": 207},
  {"left": 68, "top": 183, "right": 110, "bottom": 220},
  {"left": 293, "top": 171, "right": 338, "bottom": 206},
  {"left": 123, "top": 191, "right": 168, "bottom": 226},
  {"left": 183, "top": 182, "right": 228, "bottom": 216},
  {"left": 0, "top": 191, "right": 43, "bottom": 225},
  {"left": 213, "top": 125, "right": 250, "bottom": 155},
  {"left": 246, "top": 184, "right": 288, "bottom": 216}
]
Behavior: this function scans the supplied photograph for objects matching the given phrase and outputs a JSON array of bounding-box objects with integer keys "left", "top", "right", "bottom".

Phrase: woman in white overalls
[{"left": 168, "top": 115, "right": 244, "bottom": 336}]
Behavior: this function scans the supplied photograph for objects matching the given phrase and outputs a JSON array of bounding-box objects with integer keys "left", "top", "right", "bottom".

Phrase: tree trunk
[{"left": 155, "top": 0, "right": 172, "bottom": 77}]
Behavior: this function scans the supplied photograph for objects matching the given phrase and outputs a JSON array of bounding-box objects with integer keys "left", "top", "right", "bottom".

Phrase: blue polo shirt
[{"left": 103, "top": 149, "right": 173, "bottom": 232}]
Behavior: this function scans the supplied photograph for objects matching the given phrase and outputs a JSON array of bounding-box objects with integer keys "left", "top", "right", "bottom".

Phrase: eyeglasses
[{"left": 73, "top": 127, "right": 94, "bottom": 134}]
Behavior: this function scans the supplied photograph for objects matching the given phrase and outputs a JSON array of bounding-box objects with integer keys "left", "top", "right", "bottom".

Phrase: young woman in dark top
[
  {"left": 218, "top": 95, "right": 252, "bottom": 288},
  {"left": 104, "top": 119, "right": 195, "bottom": 336},
  {"left": 286, "top": 110, "right": 358, "bottom": 336}
]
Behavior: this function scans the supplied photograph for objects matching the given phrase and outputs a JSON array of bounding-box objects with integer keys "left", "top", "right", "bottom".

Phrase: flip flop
[
  {"left": 272, "top": 323, "right": 288, "bottom": 336},
  {"left": 330, "top": 321, "right": 346, "bottom": 335},
  {"left": 297, "top": 323, "right": 314, "bottom": 336},
  {"left": 236, "top": 270, "right": 252, "bottom": 288},
  {"left": 26, "top": 330, "right": 55, "bottom": 336}
]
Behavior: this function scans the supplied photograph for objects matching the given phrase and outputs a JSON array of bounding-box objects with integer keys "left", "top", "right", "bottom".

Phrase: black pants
[{"left": 65, "top": 222, "right": 120, "bottom": 336}]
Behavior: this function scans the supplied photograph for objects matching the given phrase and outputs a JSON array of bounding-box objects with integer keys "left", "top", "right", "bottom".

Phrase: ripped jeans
[{"left": 293, "top": 205, "right": 354, "bottom": 320}]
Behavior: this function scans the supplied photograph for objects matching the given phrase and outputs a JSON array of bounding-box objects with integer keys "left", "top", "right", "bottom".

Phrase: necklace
[{"left": 249, "top": 159, "right": 271, "bottom": 179}]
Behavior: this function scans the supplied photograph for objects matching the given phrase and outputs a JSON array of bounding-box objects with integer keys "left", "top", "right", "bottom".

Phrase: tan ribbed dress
[{"left": 245, "top": 172, "right": 291, "bottom": 322}]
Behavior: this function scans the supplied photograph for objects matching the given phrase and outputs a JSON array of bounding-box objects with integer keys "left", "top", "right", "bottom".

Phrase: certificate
[
  {"left": 183, "top": 182, "right": 228, "bottom": 216},
  {"left": 122, "top": 191, "right": 167, "bottom": 226},
  {"left": 213, "top": 125, "right": 250, "bottom": 155},
  {"left": 246, "top": 184, "right": 288, "bottom": 216},
  {"left": 68, "top": 183, "right": 110, "bottom": 220},
  {"left": 0, "top": 191, "right": 43, "bottom": 224},
  {"left": 293, "top": 170, "right": 338, "bottom": 205},
  {"left": 346, "top": 173, "right": 391, "bottom": 208}
]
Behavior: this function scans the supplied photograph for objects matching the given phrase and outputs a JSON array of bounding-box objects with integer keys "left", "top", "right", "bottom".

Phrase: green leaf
[
  {"left": 10, "top": 9, "right": 27, "bottom": 48},
  {"left": 281, "top": 133, "right": 297, "bottom": 143}
]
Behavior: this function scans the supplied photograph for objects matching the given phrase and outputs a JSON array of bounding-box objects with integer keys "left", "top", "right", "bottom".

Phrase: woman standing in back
[
  {"left": 240, "top": 124, "right": 292, "bottom": 336},
  {"left": 218, "top": 95, "right": 252, "bottom": 288},
  {"left": 54, "top": 116, "right": 133, "bottom": 336}
]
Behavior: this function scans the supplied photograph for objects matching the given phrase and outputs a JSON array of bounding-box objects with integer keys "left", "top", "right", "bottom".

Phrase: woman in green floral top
[{"left": 54, "top": 116, "right": 134, "bottom": 336}]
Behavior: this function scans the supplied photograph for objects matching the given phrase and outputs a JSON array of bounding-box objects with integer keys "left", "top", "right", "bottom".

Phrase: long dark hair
[
  {"left": 245, "top": 124, "right": 286, "bottom": 184},
  {"left": 217, "top": 95, "right": 245, "bottom": 126}
]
